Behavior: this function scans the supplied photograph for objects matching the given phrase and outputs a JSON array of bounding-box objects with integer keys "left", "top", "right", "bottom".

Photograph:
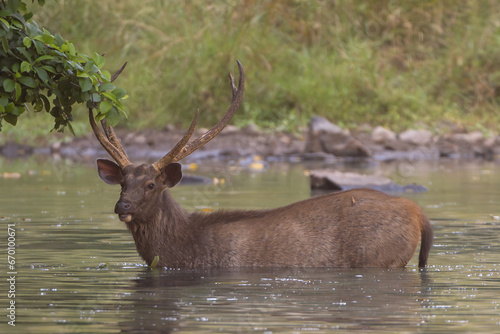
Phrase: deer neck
[{"left": 124, "top": 190, "right": 194, "bottom": 266}]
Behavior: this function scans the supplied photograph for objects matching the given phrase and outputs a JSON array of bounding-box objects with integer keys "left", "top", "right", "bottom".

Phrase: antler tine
[
  {"left": 111, "top": 62, "right": 127, "bottom": 82},
  {"left": 89, "top": 108, "right": 131, "bottom": 168},
  {"left": 152, "top": 110, "right": 198, "bottom": 172},
  {"left": 100, "top": 118, "right": 130, "bottom": 162},
  {"left": 173, "top": 60, "right": 245, "bottom": 162}
]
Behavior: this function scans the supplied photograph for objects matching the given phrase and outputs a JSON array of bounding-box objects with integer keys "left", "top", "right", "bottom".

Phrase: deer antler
[
  {"left": 153, "top": 60, "right": 244, "bottom": 171},
  {"left": 89, "top": 62, "right": 131, "bottom": 168},
  {"left": 89, "top": 108, "right": 131, "bottom": 168}
]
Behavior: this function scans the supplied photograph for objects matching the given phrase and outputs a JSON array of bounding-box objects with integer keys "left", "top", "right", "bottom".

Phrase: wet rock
[
  {"left": 221, "top": 125, "right": 239, "bottom": 135},
  {"left": 305, "top": 116, "right": 371, "bottom": 158},
  {"left": 133, "top": 134, "right": 148, "bottom": 146},
  {"left": 164, "top": 124, "right": 176, "bottom": 132},
  {"left": 437, "top": 131, "right": 492, "bottom": 159},
  {"left": 179, "top": 174, "right": 213, "bottom": 185},
  {"left": 399, "top": 129, "right": 433, "bottom": 146},
  {"left": 300, "top": 152, "right": 337, "bottom": 161},
  {"left": 242, "top": 124, "right": 260, "bottom": 136},
  {"left": 310, "top": 170, "right": 427, "bottom": 194},
  {"left": 372, "top": 126, "right": 397, "bottom": 145},
  {"left": 51, "top": 141, "right": 62, "bottom": 154},
  {"left": 1, "top": 142, "right": 33, "bottom": 158},
  {"left": 451, "top": 131, "right": 484, "bottom": 146}
]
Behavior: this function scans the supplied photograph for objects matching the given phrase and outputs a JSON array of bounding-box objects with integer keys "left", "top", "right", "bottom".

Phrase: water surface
[{"left": 1, "top": 158, "right": 500, "bottom": 333}]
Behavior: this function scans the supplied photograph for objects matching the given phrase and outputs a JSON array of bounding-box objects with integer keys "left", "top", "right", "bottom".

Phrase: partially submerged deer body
[{"left": 91, "top": 61, "right": 433, "bottom": 269}]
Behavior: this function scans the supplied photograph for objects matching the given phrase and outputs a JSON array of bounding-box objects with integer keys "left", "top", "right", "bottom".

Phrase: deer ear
[
  {"left": 160, "top": 162, "right": 183, "bottom": 188},
  {"left": 96, "top": 159, "right": 123, "bottom": 185}
]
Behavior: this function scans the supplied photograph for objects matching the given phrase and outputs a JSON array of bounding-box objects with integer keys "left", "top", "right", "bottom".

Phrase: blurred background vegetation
[{"left": 4, "top": 0, "right": 500, "bottom": 143}]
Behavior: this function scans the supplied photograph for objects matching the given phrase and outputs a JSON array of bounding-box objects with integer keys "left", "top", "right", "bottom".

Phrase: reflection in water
[
  {"left": 1, "top": 158, "right": 500, "bottom": 332},
  {"left": 116, "top": 268, "right": 433, "bottom": 333}
]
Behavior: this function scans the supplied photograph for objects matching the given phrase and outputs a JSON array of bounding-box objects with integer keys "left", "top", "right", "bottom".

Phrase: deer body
[
  {"left": 91, "top": 61, "right": 433, "bottom": 269},
  {"left": 118, "top": 183, "right": 432, "bottom": 268}
]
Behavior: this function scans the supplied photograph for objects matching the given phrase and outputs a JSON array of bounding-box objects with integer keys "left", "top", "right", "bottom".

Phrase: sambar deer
[{"left": 90, "top": 61, "right": 433, "bottom": 268}]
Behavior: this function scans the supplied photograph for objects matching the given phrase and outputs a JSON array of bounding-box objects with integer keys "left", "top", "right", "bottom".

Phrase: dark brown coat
[{"left": 98, "top": 161, "right": 432, "bottom": 269}]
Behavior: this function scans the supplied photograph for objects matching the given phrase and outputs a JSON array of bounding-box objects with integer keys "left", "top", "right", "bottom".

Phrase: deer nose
[{"left": 115, "top": 201, "right": 132, "bottom": 214}]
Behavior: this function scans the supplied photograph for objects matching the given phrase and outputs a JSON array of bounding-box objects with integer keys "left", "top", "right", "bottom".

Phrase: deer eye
[{"left": 147, "top": 182, "right": 155, "bottom": 190}]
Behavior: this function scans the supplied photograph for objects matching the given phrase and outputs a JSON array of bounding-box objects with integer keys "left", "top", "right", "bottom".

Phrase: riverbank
[{"left": 2, "top": 118, "right": 500, "bottom": 164}]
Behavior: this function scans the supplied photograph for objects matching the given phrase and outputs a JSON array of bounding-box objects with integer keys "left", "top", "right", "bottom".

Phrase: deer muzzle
[{"left": 115, "top": 200, "right": 133, "bottom": 223}]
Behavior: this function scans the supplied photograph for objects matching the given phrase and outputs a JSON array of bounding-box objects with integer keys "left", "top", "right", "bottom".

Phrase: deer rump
[{"left": 91, "top": 61, "right": 433, "bottom": 269}]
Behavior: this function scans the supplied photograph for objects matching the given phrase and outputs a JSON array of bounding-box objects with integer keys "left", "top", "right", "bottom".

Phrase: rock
[
  {"left": 179, "top": 174, "right": 213, "bottom": 185},
  {"left": 305, "top": 116, "right": 370, "bottom": 158},
  {"left": 309, "top": 170, "right": 427, "bottom": 194},
  {"left": 399, "top": 129, "right": 433, "bottom": 146},
  {"left": 164, "top": 124, "right": 176, "bottom": 132},
  {"left": 437, "top": 131, "right": 490, "bottom": 159},
  {"left": 51, "top": 141, "right": 62, "bottom": 154},
  {"left": 242, "top": 124, "right": 260, "bottom": 135},
  {"left": 372, "top": 126, "right": 397, "bottom": 144},
  {"left": 221, "top": 125, "right": 239, "bottom": 135},
  {"left": 133, "top": 134, "right": 148, "bottom": 146},
  {"left": 451, "top": 131, "right": 484, "bottom": 144},
  {"left": 1, "top": 142, "right": 32, "bottom": 158}
]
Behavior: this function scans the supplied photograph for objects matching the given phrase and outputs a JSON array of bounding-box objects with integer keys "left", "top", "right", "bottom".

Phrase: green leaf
[
  {"left": 91, "top": 92, "right": 101, "bottom": 103},
  {"left": 33, "top": 40, "right": 45, "bottom": 54},
  {"left": 3, "top": 79, "right": 15, "bottom": 92},
  {"left": 23, "top": 36, "right": 31, "bottom": 48},
  {"left": 150, "top": 255, "right": 160, "bottom": 268},
  {"left": 16, "top": 46, "right": 32, "bottom": 61},
  {"left": 4, "top": 102, "right": 15, "bottom": 113},
  {"left": 40, "top": 94, "right": 50, "bottom": 112},
  {"left": 114, "top": 101, "right": 128, "bottom": 116},
  {"left": 111, "top": 88, "right": 127, "bottom": 99},
  {"left": 1, "top": 36, "right": 8, "bottom": 53},
  {"left": 102, "top": 92, "right": 117, "bottom": 102},
  {"left": 34, "top": 66, "right": 48, "bottom": 82},
  {"left": 84, "top": 60, "right": 96, "bottom": 73},
  {"left": 23, "top": 12, "right": 33, "bottom": 21},
  {"left": 78, "top": 77, "right": 92, "bottom": 92},
  {"left": 0, "top": 18, "right": 10, "bottom": 29},
  {"left": 6, "top": 104, "right": 23, "bottom": 116},
  {"left": 54, "top": 34, "right": 64, "bottom": 48},
  {"left": 35, "top": 55, "right": 53, "bottom": 63},
  {"left": 18, "top": 76, "right": 36, "bottom": 88},
  {"left": 95, "top": 113, "right": 105, "bottom": 122},
  {"left": 67, "top": 121, "right": 76, "bottom": 136},
  {"left": 99, "top": 83, "right": 115, "bottom": 91},
  {"left": 100, "top": 70, "right": 111, "bottom": 81},
  {"left": 14, "top": 82, "right": 21, "bottom": 100},
  {"left": 92, "top": 53, "right": 105, "bottom": 69},
  {"left": 105, "top": 107, "right": 121, "bottom": 127},
  {"left": 41, "top": 65, "right": 56, "bottom": 73},
  {"left": 99, "top": 100, "right": 112, "bottom": 114},
  {"left": 3, "top": 114, "right": 17, "bottom": 126},
  {"left": 8, "top": 0, "right": 21, "bottom": 12},
  {"left": 20, "top": 61, "right": 31, "bottom": 73}
]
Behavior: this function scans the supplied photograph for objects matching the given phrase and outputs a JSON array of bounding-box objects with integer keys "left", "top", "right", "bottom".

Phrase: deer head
[{"left": 90, "top": 61, "right": 244, "bottom": 224}]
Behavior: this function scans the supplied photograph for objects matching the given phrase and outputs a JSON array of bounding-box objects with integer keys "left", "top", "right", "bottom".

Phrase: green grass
[{"left": 4, "top": 0, "right": 500, "bottom": 143}]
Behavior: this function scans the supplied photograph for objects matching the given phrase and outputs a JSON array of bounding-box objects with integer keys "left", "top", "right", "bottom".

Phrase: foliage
[
  {"left": 0, "top": 0, "right": 128, "bottom": 133},
  {"left": 4, "top": 0, "right": 500, "bottom": 141}
]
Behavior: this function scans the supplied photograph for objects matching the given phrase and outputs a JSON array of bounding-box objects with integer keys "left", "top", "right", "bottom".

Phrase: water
[{"left": 1, "top": 157, "right": 500, "bottom": 333}]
